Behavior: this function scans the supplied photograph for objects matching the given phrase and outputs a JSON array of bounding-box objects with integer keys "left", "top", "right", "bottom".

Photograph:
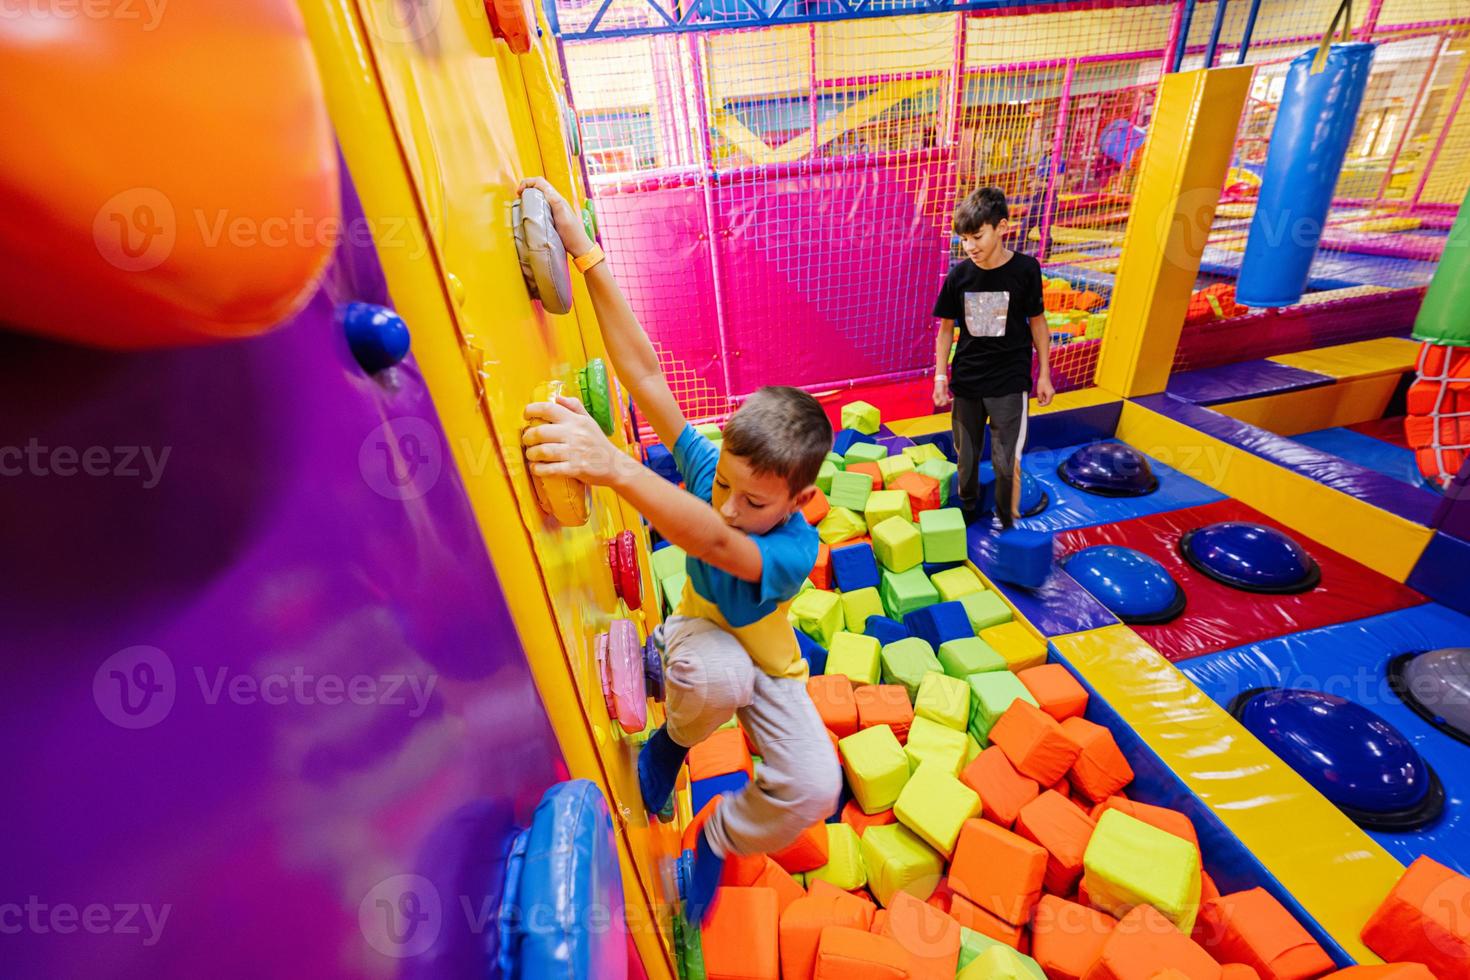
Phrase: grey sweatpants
[
  {"left": 659, "top": 615, "right": 842, "bottom": 858},
  {"left": 952, "top": 392, "right": 1029, "bottom": 527}
]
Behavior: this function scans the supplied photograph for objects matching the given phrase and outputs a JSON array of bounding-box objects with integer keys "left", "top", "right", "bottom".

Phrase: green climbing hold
[{"left": 579, "top": 357, "right": 615, "bottom": 435}]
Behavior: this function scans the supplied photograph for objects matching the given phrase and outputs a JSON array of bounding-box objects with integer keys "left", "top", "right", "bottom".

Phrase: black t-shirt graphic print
[{"left": 932, "top": 251, "right": 1045, "bottom": 398}]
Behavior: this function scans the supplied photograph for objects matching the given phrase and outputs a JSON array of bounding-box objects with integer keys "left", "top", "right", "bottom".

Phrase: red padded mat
[
  {"left": 1346, "top": 415, "right": 1410, "bottom": 449},
  {"left": 1055, "top": 498, "right": 1425, "bottom": 661}
]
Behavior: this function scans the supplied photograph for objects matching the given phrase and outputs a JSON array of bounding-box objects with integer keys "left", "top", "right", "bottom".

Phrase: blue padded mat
[
  {"left": 1167, "top": 359, "right": 1334, "bottom": 406},
  {"left": 1291, "top": 426, "right": 1428, "bottom": 490},
  {"left": 1181, "top": 603, "right": 1470, "bottom": 875},
  {"left": 1196, "top": 245, "right": 1438, "bottom": 290},
  {"left": 963, "top": 439, "right": 1225, "bottom": 636}
]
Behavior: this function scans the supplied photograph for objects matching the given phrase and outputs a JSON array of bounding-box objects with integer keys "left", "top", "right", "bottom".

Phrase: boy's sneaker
[
  {"left": 959, "top": 500, "right": 984, "bottom": 526},
  {"left": 638, "top": 725, "right": 688, "bottom": 819},
  {"left": 684, "top": 825, "right": 727, "bottom": 926}
]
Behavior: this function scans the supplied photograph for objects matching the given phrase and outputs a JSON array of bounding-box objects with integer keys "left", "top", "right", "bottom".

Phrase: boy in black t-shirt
[{"left": 932, "top": 187, "right": 1054, "bottom": 528}]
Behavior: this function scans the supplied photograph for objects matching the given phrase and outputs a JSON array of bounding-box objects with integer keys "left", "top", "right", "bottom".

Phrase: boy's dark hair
[
  {"left": 952, "top": 186, "right": 1009, "bottom": 235},
  {"left": 722, "top": 386, "right": 833, "bottom": 496}
]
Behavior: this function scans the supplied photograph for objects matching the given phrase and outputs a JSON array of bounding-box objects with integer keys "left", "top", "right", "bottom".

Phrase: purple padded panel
[
  {"left": 1132, "top": 393, "right": 1441, "bottom": 526},
  {"left": 1408, "top": 532, "right": 1470, "bottom": 618},
  {"left": 1165, "top": 359, "right": 1333, "bottom": 406},
  {"left": 0, "top": 170, "right": 566, "bottom": 979},
  {"left": 1432, "top": 456, "right": 1470, "bottom": 543}
]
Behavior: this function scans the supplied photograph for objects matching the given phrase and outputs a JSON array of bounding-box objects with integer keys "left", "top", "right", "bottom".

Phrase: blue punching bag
[{"left": 1236, "top": 41, "right": 1375, "bottom": 308}]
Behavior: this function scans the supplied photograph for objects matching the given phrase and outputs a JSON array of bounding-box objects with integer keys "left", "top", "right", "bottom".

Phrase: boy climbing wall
[
  {"left": 932, "top": 187, "right": 1055, "bottom": 528},
  {"left": 517, "top": 177, "right": 842, "bottom": 925}
]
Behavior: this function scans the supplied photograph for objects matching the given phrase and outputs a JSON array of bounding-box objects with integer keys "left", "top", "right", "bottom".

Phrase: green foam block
[
  {"left": 840, "top": 587, "right": 886, "bottom": 633},
  {"left": 826, "top": 631, "right": 882, "bottom": 686},
  {"left": 915, "top": 671, "right": 970, "bottom": 731},
  {"left": 918, "top": 508, "right": 967, "bottom": 564},
  {"left": 789, "top": 588, "right": 843, "bottom": 647},
  {"left": 918, "top": 459, "right": 958, "bottom": 505},
  {"left": 844, "top": 442, "right": 888, "bottom": 466},
  {"left": 880, "top": 637, "right": 942, "bottom": 701},
  {"left": 816, "top": 459, "right": 838, "bottom": 495},
  {"left": 904, "top": 715, "right": 969, "bottom": 776},
  {"left": 826, "top": 451, "right": 846, "bottom": 470},
  {"left": 958, "top": 941, "right": 1046, "bottom": 980},
  {"left": 865, "top": 489, "right": 912, "bottom": 529},
  {"left": 860, "top": 822, "right": 945, "bottom": 907},
  {"left": 1083, "top": 810, "right": 1202, "bottom": 933},
  {"left": 931, "top": 565, "right": 986, "bottom": 602},
  {"left": 894, "top": 762, "right": 981, "bottom": 858},
  {"left": 828, "top": 469, "right": 874, "bottom": 511},
  {"left": 817, "top": 506, "right": 868, "bottom": 545},
  {"left": 967, "top": 670, "right": 1038, "bottom": 744},
  {"left": 807, "top": 823, "right": 867, "bottom": 891},
  {"left": 958, "top": 590, "right": 1014, "bottom": 631},
  {"left": 660, "top": 573, "right": 687, "bottom": 614},
  {"left": 841, "top": 400, "right": 881, "bottom": 435},
  {"left": 839, "top": 724, "right": 911, "bottom": 815},
  {"left": 872, "top": 516, "right": 923, "bottom": 573},
  {"left": 651, "top": 544, "right": 687, "bottom": 582},
  {"left": 904, "top": 444, "right": 948, "bottom": 466},
  {"left": 938, "top": 637, "right": 1008, "bottom": 679},
  {"left": 881, "top": 565, "right": 941, "bottom": 620},
  {"left": 695, "top": 423, "right": 722, "bottom": 441}
]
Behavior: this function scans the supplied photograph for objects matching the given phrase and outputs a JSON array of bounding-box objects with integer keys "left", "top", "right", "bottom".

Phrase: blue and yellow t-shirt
[{"left": 671, "top": 424, "right": 817, "bottom": 680}]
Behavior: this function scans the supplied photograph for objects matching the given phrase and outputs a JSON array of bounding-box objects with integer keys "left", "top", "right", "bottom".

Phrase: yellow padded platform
[
  {"left": 1268, "top": 337, "right": 1421, "bottom": 380},
  {"left": 1215, "top": 374, "right": 1403, "bottom": 436},
  {"left": 1051, "top": 625, "right": 1401, "bottom": 964}
]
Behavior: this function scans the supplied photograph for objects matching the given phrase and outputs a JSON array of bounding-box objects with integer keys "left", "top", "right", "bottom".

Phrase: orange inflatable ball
[{"left": 0, "top": 1, "right": 338, "bottom": 348}]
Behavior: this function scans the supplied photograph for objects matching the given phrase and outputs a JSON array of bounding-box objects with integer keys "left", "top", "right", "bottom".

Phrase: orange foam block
[
  {"left": 950, "top": 893, "right": 1030, "bottom": 952},
  {"left": 1222, "top": 966, "right": 1262, "bottom": 980},
  {"left": 1361, "top": 856, "right": 1470, "bottom": 979},
  {"left": 814, "top": 543, "right": 834, "bottom": 590},
  {"left": 1193, "top": 888, "right": 1333, "bottom": 980},
  {"left": 1018, "top": 664, "right": 1090, "bottom": 722},
  {"left": 961, "top": 746, "right": 1040, "bottom": 830},
  {"left": 1033, "top": 895, "right": 1117, "bottom": 980},
  {"left": 1061, "top": 717, "right": 1135, "bottom": 803},
  {"left": 881, "top": 891, "right": 962, "bottom": 979},
  {"left": 814, "top": 927, "right": 911, "bottom": 980},
  {"left": 810, "top": 674, "right": 860, "bottom": 738},
  {"left": 689, "top": 726, "right": 755, "bottom": 781},
  {"left": 772, "top": 821, "right": 831, "bottom": 874},
  {"left": 1083, "top": 905, "right": 1222, "bottom": 980},
  {"left": 804, "top": 487, "right": 833, "bottom": 526},
  {"left": 842, "top": 799, "right": 898, "bottom": 837},
  {"left": 1322, "top": 967, "right": 1435, "bottom": 980},
  {"left": 856, "top": 684, "right": 915, "bottom": 743},
  {"left": 1090, "top": 797, "right": 1199, "bottom": 856},
  {"left": 848, "top": 462, "right": 884, "bottom": 490},
  {"left": 702, "top": 886, "right": 780, "bottom": 980},
  {"left": 991, "top": 700, "right": 1083, "bottom": 791},
  {"left": 949, "top": 818, "right": 1047, "bottom": 926},
  {"left": 753, "top": 857, "right": 807, "bottom": 917},
  {"left": 891, "top": 471, "right": 942, "bottom": 515},
  {"left": 1015, "top": 790, "right": 1096, "bottom": 895},
  {"left": 782, "top": 889, "right": 879, "bottom": 980}
]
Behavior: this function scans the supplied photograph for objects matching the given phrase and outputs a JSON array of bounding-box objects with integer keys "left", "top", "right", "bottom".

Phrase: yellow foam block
[
  {"left": 903, "top": 444, "right": 947, "bottom": 466},
  {"left": 860, "top": 823, "right": 945, "bottom": 907},
  {"left": 841, "top": 587, "right": 887, "bottom": 633},
  {"left": 980, "top": 622, "right": 1047, "bottom": 672},
  {"left": 790, "top": 589, "right": 844, "bottom": 647},
  {"left": 840, "top": 724, "right": 912, "bottom": 815},
  {"left": 807, "top": 823, "right": 868, "bottom": 891},
  {"left": 931, "top": 565, "right": 985, "bottom": 602},
  {"left": 818, "top": 506, "right": 868, "bottom": 546},
  {"left": 865, "top": 490, "right": 912, "bottom": 528},
  {"left": 827, "top": 631, "right": 882, "bottom": 686},
  {"left": 842, "top": 399, "right": 882, "bottom": 435},
  {"left": 1083, "top": 810, "right": 1201, "bottom": 933},
  {"left": 878, "top": 454, "right": 917, "bottom": 486},
  {"left": 915, "top": 671, "right": 970, "bottom": 731},
  {"left": 894, "top": 762, "right": 982, "bottom": 858},
  {"left": 904, "top": 715, "right": 969, "bottom": 776}
]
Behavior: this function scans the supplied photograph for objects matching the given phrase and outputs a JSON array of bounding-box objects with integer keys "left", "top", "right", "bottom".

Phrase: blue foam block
[
  {"left": 827, "top": 781, "right": 853, "bottom": 823},
  {"left": 832, "top": 542, "right": 881, "bottom": 592},
  {"left": 913, "top": 431, "right": 956, "bottom": 462},
  {"left": 903, "top": 600, "right": 974, "bottom": 648},
  {"left": 645, "top": 443, "right": 682, "bottom": 484},
  {"left": 967, "top": 530, "right": 1118, "bottom": 637},
  {"left": 864, "top": 615, "right": 910, "bottom": 646},
  {"left": 795, "top": 628, "right": 829, "bottom": 676},
  {"left": 994, "top": 528, "right": 1054, "bottom": 589},
  {"left": 652, "top": 539, "right": 671, "bottom": 552},
  {"left": 833, "top": 428, "right": 877, "bottom": 456},
  {"left": 691, "top": 770, "right": 750, "bottom": 816}
]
